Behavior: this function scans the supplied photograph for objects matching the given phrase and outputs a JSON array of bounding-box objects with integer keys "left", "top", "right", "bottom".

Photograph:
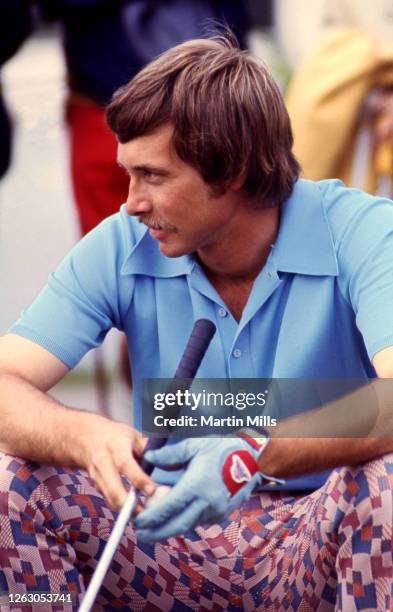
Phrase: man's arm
[
  {"left": 372, "top": 344, "right": 393, "bottom": 377},
  {"left": 132, "top": 349, "right": 393, "bottom": 540},
  {"left": 258, "top": 345, "right": 393, "bottom": 479},
  {"left": 0, "top": 333, "right": 156, "bottom": 509}
]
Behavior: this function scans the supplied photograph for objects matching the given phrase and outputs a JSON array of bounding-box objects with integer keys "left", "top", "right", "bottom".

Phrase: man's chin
[{"left": 158, "top": 242, "right": 190, "bottom": 258}]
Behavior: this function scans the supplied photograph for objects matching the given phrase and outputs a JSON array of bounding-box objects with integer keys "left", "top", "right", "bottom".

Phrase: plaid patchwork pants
[{"left": 0, "top": 451, "right": 392, "bottom": 611}]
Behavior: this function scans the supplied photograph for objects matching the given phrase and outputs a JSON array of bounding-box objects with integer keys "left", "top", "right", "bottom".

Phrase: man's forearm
[
  {"left": 0, "top": 372, "right": 157, "bottom": 510},
  {"left": 258, "top": 435, "right": 393, "bottom": 479},
  {"left": 258, "top": 378, "right": 393, "bottom": 478},
  {"left": 0, "top": 372, "right": 101, "bottom": 467}
]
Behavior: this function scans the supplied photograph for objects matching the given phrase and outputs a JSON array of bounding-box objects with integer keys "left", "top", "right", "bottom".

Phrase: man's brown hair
[{"left": 106, "top": 35, "right": 300, "bottom": 207}]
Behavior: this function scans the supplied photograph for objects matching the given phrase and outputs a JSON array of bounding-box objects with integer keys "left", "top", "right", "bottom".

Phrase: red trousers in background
[{"left": 66, "top": 98, "right": 129, "bottom": 236}]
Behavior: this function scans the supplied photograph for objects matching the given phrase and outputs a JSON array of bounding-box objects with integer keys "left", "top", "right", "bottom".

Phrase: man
[{"left": 0, "top": 35, "right": 393, "bottom": 610}]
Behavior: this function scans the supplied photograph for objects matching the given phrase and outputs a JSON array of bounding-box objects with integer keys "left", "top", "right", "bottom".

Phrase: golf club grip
[
  {"left": 140, "top": 319, "right": 216, "bottom": 474},
  {"left": 173, "top": 319, "right": 216, "bottom": 379}
]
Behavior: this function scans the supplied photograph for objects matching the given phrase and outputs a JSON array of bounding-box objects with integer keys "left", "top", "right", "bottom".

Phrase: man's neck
[{"left": 197, "top": 204, "right": 280, "bottom": 281}]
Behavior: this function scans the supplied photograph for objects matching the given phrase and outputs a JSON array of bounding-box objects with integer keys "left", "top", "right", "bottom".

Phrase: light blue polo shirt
[{"left": 9, "top": 179, "right": 393, "bottom": 490}]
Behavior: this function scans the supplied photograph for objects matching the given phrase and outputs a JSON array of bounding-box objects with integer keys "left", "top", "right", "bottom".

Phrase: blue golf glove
[{"left": 135, "top": 429, "right": 283, "bottom": 542}]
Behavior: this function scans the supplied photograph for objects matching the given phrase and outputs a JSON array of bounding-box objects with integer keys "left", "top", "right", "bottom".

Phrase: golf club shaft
[
  {"left": 78, "top": 319, "right": 216, "bottom": 611},
  {"left": 78, "top": 489, "right": 137, "bottom": 612}
]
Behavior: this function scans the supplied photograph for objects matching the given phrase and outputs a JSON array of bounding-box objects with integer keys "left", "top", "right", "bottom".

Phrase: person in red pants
[{"left": 66, "top": 96, "right": 129, "bottom": 235}]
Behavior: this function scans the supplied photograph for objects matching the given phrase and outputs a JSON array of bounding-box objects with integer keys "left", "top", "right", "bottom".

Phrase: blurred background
[{"left": 1, "top": 0, "right": 393, "bottom": 420}]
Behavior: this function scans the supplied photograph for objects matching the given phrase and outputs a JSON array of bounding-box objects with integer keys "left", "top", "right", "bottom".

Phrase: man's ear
[
  {"left": 228, "top": 172, "right": 246, "bottom": 192},
  {"left": 209, "top": 172, "right": 246, "bottom": 198}
]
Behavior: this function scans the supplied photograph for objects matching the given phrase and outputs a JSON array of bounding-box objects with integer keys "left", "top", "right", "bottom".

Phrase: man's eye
[{"left": 142, "top": 170, "right": 162, "bottom": 183}]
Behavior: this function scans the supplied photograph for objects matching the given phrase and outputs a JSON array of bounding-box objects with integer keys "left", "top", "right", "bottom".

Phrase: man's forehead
[{"left": 117, "top": 123, "right": 177, "bottom": 167}]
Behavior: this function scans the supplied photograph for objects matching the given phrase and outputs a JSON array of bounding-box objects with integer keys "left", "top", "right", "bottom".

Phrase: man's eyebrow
[{"left": 116, "top": 160, "right": 171, "bottom": 176}]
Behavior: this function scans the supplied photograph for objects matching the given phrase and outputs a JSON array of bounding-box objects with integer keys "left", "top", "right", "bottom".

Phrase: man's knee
[
  {"left": 0, "top": 453, "right": 84, "bottom": 530},
  {"left": 322, "top": 451, "right": 393, "bottom": 530},
  {"left": 338, "top": 451, "right": 393, "bottom": 497},
  {"left": 0, "top": 453, "right": 50, "bottom": 525},
  {"left": 0, "top": 452, "right": 37, "bottom": 497}
]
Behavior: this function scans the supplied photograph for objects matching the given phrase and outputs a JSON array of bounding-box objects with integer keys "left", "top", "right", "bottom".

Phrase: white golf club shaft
[
  {"left": 78, "top": 320, "right": 216, "bottom": 610},
  {"left": 78, "top": 488, "right": 137, "bottom": 612}
]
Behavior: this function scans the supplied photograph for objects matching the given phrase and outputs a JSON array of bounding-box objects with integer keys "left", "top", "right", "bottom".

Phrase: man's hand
[
  {"left": 79, "top": 415, "right": 156, "bottom": 511},
  {"left": 134, "top": 435, "right": 274, "bottom": 541},
  {"left": 0, "top": 336, "right": 157, "bottom": 511}
]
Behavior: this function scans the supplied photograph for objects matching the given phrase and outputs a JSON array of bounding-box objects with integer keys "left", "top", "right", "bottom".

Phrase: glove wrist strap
[
  {"left": 236, "top": 427, "right": 285, "bottom": 487},
  {"left": 236, "top": 426, "right": 270, "bottom": 460}
]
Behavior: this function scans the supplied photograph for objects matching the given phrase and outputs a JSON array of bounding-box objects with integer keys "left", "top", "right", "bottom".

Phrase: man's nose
[{"left": 125, "top": 183, "right": 152, "bottom": 216}]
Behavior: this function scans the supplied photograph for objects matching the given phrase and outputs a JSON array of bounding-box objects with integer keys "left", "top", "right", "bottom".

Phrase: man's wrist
[
  {"left": 236, "top": 426, "right": 270, "bottom": 459},
  {"left": 236, "top": 428, "right": 285, "bottom": 486},
  {"left": 63, "top": 409, "right": 107, "bottom": 468}
]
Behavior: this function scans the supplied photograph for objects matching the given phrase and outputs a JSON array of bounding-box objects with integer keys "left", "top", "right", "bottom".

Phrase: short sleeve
[
  {"left": 9, "top": 213, "right": 133, "bottom": 368},
  {"left": 328, "top": 186, "right": 393, "bottom": 360}
]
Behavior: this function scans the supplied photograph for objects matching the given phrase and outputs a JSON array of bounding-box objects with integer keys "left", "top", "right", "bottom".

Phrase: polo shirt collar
[
  {"left": 120, "top": 178, "right": 338, "bottom": 279},
  {"left": 272, "top": 179, "right": 338, "bottom": 276},
  {"left": 120, "top": 224, "right": 195, "bottom": 277}
]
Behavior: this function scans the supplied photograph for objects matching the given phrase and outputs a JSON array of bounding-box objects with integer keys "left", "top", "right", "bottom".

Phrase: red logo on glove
[{"left": 222, "top": 449, "right": 258, "bottom": 495}]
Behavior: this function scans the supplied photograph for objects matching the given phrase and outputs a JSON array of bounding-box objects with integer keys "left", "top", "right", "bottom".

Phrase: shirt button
[
  {"left": 218, "top": 307, "right": 227, "bottom": 317},
  {"left": 233, "top": 348, "right": 242, "bottom": 358},
  {"left": 267, "top": 271, "right": 272, "bottom": 279}
]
